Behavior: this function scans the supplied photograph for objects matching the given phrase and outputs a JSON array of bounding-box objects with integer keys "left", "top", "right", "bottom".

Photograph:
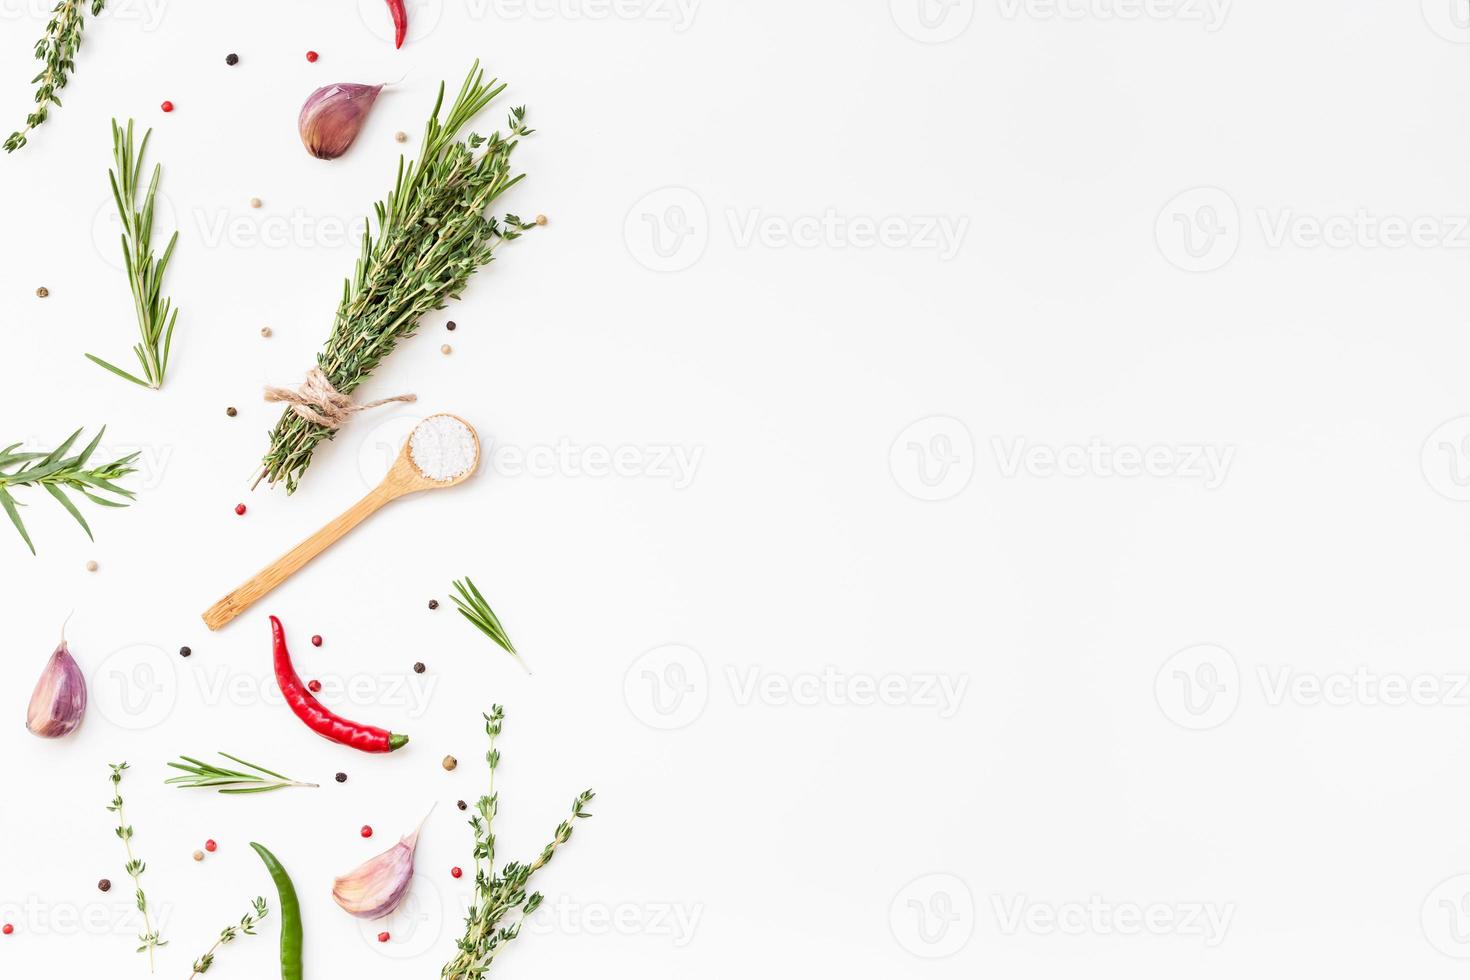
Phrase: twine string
[{"left": 263, "top": 368, "right": 416, "bottom": 428}]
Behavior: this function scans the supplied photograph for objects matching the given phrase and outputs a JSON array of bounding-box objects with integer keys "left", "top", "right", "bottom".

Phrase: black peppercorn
[
  {"left": 98, "top": 879, "right": 111, "bottom": 892},
  {"left": 413, "top": 662, "right": 426, "bottom": 674},
  {"left": 225, "top": 53, "right": 239, "bottom": 66},
  {"left": 445, "top": 320, "right": 457, "bottom": 331},
  {"left": 456, "top": 799, "right": 467, "bottom": 811},
  {"left": 335, "top": 772, "right": 347, "bottom": 783},
  {"left": 428, "top": 599, "right": 439, "bottom": 610},
  {"left": 179, "top": 646, "right": 192, "bottom": 658}
]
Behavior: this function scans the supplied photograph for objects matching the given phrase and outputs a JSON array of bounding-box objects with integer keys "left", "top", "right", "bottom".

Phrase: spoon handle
[{"left": 202, "top": 486, "right": 395, "bottom": 631}]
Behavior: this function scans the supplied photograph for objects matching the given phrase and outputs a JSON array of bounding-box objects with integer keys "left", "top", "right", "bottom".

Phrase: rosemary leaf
[
  {"left": 165, "top": 753, "right": 318, "bottom": 794},
  {"left": 89, "top": 119, "right": 181, "bottom": 390},
  {"left": 0, "top": 427, "right": 136, "bottom": 554}
]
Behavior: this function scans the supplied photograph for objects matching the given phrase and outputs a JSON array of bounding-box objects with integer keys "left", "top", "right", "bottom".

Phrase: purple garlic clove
[
  {"left": 299, "top": 83, "right": 384, "bottom": 160},
  {"left": 27, "top": 629, "right": 86, "bottom": 738}
]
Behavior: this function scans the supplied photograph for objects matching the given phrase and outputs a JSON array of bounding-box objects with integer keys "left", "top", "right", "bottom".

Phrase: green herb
[
  {"left": 166, "top": 753, "right": 319, "bottom": 794},
  {"left": 257, "top": 61, "right": 537, "bottom": 493},
  {"left": 0, "top": 427, "right": 137, "bottom": 554},
  {"left": 107, "top": 762, "right": 166, "bottom": 972},
  {"left": 441, "top": 706, "right": 595, "bottom": 979},
  {"left": 451, "top": 577, "right": 524, "bottom": 670},
  {"left": 4, "top": 0, "right": 107, "bottom": 153},
  {"left": 87, "top": 119, "right": 181, "bottom": 390},
  {"left": 189, "top": 897, "right": 268, "bottom": 978}
]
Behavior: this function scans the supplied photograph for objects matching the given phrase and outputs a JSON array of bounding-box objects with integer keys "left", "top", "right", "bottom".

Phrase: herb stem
[{"left": 108, "top": 762, "right": 165, "bottom": 971}]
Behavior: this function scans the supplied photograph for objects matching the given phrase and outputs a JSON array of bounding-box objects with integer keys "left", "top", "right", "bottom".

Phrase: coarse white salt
[{"left": 410, "top": 415, "right": 478, "bottom": 482}]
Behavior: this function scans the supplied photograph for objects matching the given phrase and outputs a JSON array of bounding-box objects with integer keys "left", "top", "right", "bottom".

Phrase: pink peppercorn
[
  {"left": 361, "top": 825, "right": 373, "bottom": 838},
  {"left": 235, "top": 503, "right": 246, "bottom": 516},
  {"left": 307, "top": 679, "right": 321, "bottom": 693},
  {"left": 306, "top": 51, "right": 319, "bottom": 63},
  {"left": 161, "top": 101, "right": 174, "bottom": 113}
]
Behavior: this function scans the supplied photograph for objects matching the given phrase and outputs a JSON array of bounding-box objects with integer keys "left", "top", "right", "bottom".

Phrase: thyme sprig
[
  {"left": 107, "top": 762, "right": 166, "bottom": 972},
  {"left": 188, "top": 897, "right": 268, "bottom": 978},
  {"left": 257, "top": 60, "right": 537, "bottom": 493},
  {"left": 451, "top": 577, "right": 525, "bottom": 670},
  {"left": 0, "top": 427, "right": 137, "bottom": 554},
  {"left": 165, "top": 753, "right": 318, "bottom": 794},
  {"left": 4, "top": 0, "right": 107, "bottom": 153},
  {"left": 441, "top": 706, "right": 595, "bottom": 979},
  {"left": 87, "top": 119, "right": 181, "bottom": 390}
]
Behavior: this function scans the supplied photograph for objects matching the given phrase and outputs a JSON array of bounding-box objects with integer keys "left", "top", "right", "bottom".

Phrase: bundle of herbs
[{"left": 257, "top": 61, "right": 537, "bottom": 493}]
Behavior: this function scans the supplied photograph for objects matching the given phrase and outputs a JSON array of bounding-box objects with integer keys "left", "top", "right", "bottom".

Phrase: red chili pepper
[
  {"left": 386, "top": 0, "right": 408, "bottom": 48},
  {"left": 270, "top": 616, "right": 408, "bottom": 753}
]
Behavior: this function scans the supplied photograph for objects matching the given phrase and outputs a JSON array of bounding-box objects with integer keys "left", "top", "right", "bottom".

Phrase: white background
[{"left": 3, "top": 0, "right": 1470, "bottom": 977}]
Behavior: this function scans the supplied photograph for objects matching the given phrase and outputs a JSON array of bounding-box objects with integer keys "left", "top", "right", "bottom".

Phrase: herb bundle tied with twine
[{"left": 256, "top": 61, "right": 538, "bottom": 493}]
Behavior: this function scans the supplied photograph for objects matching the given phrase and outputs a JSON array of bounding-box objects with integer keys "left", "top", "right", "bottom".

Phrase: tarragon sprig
[
  {"left": 87, "top": 119, "right": 181, "bottom": 390},
  {"left": 5, "top": 0, "right": 107, "bottom": 153},
  {"left": 441, "top": 706, "right": 595, "bottom": 979},
  {"left": 166, "top": 753, "right": 318, "bottom": 794},
  {"left": 108, "top": 762, "right": 166, "bottom": 972},
  {"left": 0, "top": 427, "right": 137, "bottom": 554},
  {"left": 257, "top": 61, "right": 538, "bottom": 493},
  {"left": 189, "top": 897, "right": 268, "bottom": 978}
]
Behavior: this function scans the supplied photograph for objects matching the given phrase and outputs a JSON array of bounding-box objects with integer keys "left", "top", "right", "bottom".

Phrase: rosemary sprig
[
  {"left": 188, "top": 897, "right": 268, "bottom": 978},
  {"left": 450, "top": 577, "right": 525, "bottom": 670},
  {"left": 107, "top": 762, "right": 166, "bottom": 972},
  {"left": 257, "top": 60, "right": 537, "bottom": 493},
  {"left": 441, "top": 706, "right": 595, "bottom": 979},
  {"left": 0, "top": 427, "right": 137, "bottom": 554},
  {"left": 87, "top": 119, "right": 181, "bottom": 390},
  {"left": 165, "top": 753, "right": 318, "bottom": 794},
  {"left": 4, "top": 0, "right": 106, "bottom": 153}
]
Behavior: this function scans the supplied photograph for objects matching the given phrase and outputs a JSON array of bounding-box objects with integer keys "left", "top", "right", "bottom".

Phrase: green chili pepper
[{"left": 251, "top": 842, "right": 304, "bottom": 980}]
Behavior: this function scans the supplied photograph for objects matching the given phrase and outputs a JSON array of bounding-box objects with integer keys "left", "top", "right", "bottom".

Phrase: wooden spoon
[{"left": 202, "top": 413, "right": 480, "bottom": 631}]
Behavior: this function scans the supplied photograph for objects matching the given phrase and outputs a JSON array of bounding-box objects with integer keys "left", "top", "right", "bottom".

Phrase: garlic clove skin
[
  {"left": 27, "top": 637, "right": 87, "bottom": 738},
  {"left": 332, "top": 813, "right": 429, "bottom": 919},
  {"left": 299, "top": 83, "right": 384, "bottom": 160}
]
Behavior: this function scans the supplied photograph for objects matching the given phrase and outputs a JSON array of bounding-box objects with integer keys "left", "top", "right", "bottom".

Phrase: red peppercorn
[
  {"left": 377, "top": 931, "right": 390, "bottom": 943},
  {"left": 308, "top": 679, "right": 322, "bottom": 693},
  {"left": 204, "top": 839, "right": 217, "bottom": 853},
  {"left": 311, "top": 634, "right": 323, "bottom": 647},
  {"left": 451, "top": 866, "right": 463, "bottom": 878},
  {"left": 235, "top": 503, "right": 246, "bottom": 516},
  {"left": 2, "top": 924, "right": 12, "bottom": 935},
  {"left": 361, "top": 825, "right": 373, "bottom": 838},
  {"left": 306, "top": 51, "right": 319, "bottom": 62},
  {"left": 161, "top": 101, "right": 174, "bottom": 113}
]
